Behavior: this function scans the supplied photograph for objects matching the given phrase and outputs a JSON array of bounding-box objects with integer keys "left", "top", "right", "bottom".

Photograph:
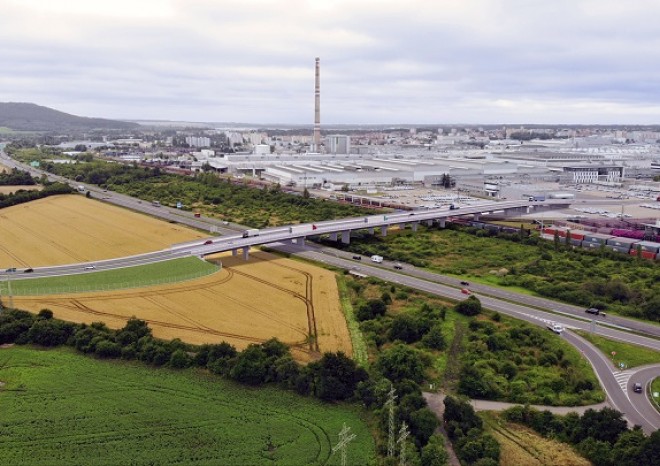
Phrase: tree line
[
  {"left": 0, "top": 307, "right": 448, "bottom": 465},
  {"left": 0, "top": 168, "right": 36, "bottom": 186},
  {"left": 0, "top": 182, "right": 73, "bottom": 209},
  {"left": 22, "top": 154, "right": 378, "bottom": 227}
]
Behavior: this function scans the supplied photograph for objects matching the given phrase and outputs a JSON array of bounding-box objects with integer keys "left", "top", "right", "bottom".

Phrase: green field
[
  {"left": 0, "top": 257, "right": 218, "bottom": 296},
  {"left": 0, "top": 346, "right": 375, "bottom": 465}
]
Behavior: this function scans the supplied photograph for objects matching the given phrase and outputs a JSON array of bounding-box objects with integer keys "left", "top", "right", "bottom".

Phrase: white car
[{"left": 548, "top": 323, "right": 564, "bottom": 334}]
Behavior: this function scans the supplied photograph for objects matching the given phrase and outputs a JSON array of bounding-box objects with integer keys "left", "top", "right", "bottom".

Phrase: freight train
[{"left": 540, "top": 226, "right": 660, "bottom": 260}]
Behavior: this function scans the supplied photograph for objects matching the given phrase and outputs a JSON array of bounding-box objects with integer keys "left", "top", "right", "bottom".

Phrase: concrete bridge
[{"left": 171, "top": 199, "right": 569, "bottom": 260}]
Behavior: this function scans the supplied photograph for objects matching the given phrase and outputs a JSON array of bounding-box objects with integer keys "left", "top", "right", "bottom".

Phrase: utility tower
[
  {"left": 384, "top": 384, "right": 397, "bottom": 457},
  {"left": 332, "top": 422, "right": 356, "bottom": 466},
  {"left": 397, "top": 421, "right": 410, "bottom": 466}
]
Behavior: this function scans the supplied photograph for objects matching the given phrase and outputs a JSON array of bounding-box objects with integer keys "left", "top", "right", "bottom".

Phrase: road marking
[{"left": 613, "top": 370, "right": 633, "bottom": 390}]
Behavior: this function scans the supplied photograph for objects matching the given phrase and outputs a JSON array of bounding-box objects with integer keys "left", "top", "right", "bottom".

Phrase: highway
[{"left": 2, "top": 150, "right": 659, "bottom": 432}]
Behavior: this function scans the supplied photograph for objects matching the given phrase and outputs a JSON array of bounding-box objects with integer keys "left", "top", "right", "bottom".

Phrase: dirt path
[
  {"left": 422, "top": 393, "right": 462, "bottom": 466},
  {"left": 424, "top": 392, "right": 610, "bottom": 416}
]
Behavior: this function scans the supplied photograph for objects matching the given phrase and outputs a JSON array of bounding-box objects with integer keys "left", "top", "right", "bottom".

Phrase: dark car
[
  {"left": 24, "top": 268, "right": 34, "bottom": 273},
  {"left": 5, "top": 267, "right": 17, "bottom": 273},
  {"left": 585, "top": 307, "right": 600, "bottom": 315},
  {"left": 633, "top": 382, "right": 643, "bottom": 393},
  {"left": 460, "top": 281, "right": 470, "bottom": 286},
  {"left": 393, "top": 263, "right": 403, "bottom": 270},
  {"left": 352, "top": 255, "right": 362, "bottom": 261},
  {"left": 204, "top": 240, "right": 213, "bottom": 245}
]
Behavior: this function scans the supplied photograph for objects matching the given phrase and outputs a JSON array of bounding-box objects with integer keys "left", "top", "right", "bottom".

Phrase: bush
[
  {"left": 454, "top": 296, "right": 482, "bottom": 317},
  {"left": 95, "top": 340, "right": 121, "bottom": 359}
]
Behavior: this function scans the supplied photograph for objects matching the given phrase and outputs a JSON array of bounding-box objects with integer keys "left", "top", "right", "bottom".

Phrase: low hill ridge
[{"left": 0, "top": 102, "right": 139, "bottom": 131}]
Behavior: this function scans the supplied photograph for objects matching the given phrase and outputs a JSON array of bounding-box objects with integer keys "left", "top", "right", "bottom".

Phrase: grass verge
[
  {"left": 575, "top": 330, "right": 660, "bottom": 369},
  {"left": 336, "top": 275, "right": 368, "bottom": 366},
  {"left": 0, "top": 257, "right": 219, "bottom": 296}
]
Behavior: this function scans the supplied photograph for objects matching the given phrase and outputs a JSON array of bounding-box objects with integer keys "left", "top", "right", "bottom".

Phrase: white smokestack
[{"left": 313, "top": 57, "right": 321, "bottom": 149}]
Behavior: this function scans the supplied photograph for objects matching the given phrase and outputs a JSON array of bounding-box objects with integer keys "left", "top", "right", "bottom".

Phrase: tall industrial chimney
[{"left": 313, "top": 57, "right": 321, "bottom": 150}]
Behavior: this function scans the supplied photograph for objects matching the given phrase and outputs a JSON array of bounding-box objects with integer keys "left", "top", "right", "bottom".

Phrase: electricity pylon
[{"left": 332, "top": 422, "right": 356, "bottom": 466}]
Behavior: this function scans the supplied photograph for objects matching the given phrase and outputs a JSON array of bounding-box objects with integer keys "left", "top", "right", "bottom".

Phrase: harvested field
[
  {"left": 14, "top": 251, "right": 351, "bottom": 362},
  {"left": 0, "top": 185, "right": 42, "bottom": 194},
  {"left": 483, "top": 413, "right": 590, "bottom": 466},
  {"left": 0, "top": 195, "right": 206, "bottom": 267}
]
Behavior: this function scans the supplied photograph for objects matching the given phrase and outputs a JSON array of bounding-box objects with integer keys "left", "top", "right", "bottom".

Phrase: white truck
[
  {"left": 370, "top": 255, "right": 384, "bottom": 263},
  {"left": 242, "top": 228, "right": 260, "bottom": 238},
  {"left": 77, "top": 185, "right": 86, "bottom": 193}
]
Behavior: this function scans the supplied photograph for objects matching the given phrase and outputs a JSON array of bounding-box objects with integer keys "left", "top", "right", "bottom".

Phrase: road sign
[{"left": 176, "top": 201, "right": 182, "bottom": 209}]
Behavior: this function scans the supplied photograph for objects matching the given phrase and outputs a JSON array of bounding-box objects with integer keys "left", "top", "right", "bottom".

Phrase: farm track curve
[{"left": 225, "top": 260, "right": 319, "bottom": 353}]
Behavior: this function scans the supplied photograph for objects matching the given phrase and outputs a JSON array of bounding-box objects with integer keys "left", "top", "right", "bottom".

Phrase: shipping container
[
  {"left": 570, "top": 232, "right": 585, "bottom": 240},
  {"left": 606, "top": 237, "right": 639, "bottom": 248},
  {"left": 635, "top": 241, "right": 660, "bottom": 253},
  {"left": 607, "top": 245, "right": 632, "bottom": 254},
  {"left": 543, "top": 227, "right": 568, "bottom": 237},
  {"left": 629, "top": 249, "right": 657, "bottom": 259},
  {"left": 570, "top": 239, "right": 583, "bottom": 247},
  {"left": 583, "top": 233, "right": 613, "bottom": 244}
]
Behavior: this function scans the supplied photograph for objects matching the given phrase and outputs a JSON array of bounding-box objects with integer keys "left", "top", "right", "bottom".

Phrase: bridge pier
[
  {"left": 232, "top": 249, "right": 238, "bottom": 257},
  {"left": 438, "top": 219, "right": 446, "bottom": 228},
  {"left": 381, "top": 226, "right": 387, "bottom": 237},
  {"left": 426, "top": 220, "right": 433, "bottom": 227},
  {"left": 329, "top": 232, "right": 338, "bottom": 241},
  {"left": 243, "top": 246, "right": 250, "bottom": 260},
  {"left": 473, "top": 215, "right": 480, "bottom": 221},
  {"left": 411, "top": 222, "right": 419, "bottom": 232},
  {"left": 297, "top": 237, "right": 306, "bottom": 247},
  {"left": 368, "top": 227, "right": 375, "bottom": 235},
  {"left": 341, "top": 230, "right": 351, "bottom": 244}
]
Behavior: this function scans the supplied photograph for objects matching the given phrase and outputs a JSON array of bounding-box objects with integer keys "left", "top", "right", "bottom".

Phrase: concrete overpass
[{"left": 169, "top": 199, "right": 569, "bottom": 260}]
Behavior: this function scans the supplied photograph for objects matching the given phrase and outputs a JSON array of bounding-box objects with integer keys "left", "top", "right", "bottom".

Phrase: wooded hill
[{"left": 0, "top": 102, "right": 139, "bottom": 131}]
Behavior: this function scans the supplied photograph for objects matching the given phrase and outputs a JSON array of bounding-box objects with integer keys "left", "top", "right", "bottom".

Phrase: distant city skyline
[{"left": 2, "top": 0, "right": 660, "bottom": 125}]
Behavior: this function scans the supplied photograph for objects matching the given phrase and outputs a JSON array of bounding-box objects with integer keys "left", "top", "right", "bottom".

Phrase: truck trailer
[{"left": 242, "top": 228, "right": 260, "bottom": 238}]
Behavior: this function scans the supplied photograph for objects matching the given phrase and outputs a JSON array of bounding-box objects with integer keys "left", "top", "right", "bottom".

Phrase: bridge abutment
[{"left": 341, "top": 230, "right": 350, "bottom": 244}]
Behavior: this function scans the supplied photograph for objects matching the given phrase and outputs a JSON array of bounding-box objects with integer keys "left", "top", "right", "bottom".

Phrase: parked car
[
  {"left": 5, "top": 267, "right": 16, "bottom": 273},
  {"left": 585, "top": 307, "right": 600, "bottom": 315},
  {"left": 352, "top": 255, "right": 362, "bottom": 261},
  {"left": 393, "top": 263, "right": 403, "bottom": 270},
  {"left": 633, "top": 382, "right": 643, "bottom": 393},
  {"left": 460, "top": 281, "right": 470, "bottom": 286},
  {"left": 547, "top": 323, "right": 564, "bottom": 334},
  {"left": 84, "top": 265, "right": 96, "bottom": 270},
  {"left": 204, "top": 240, "right": 213, "bottom": 245},
  {"left": 24, "top": 268, "right": 34, "bottom": 273},
  {"left": 461, "top": 288, "right": 471, "bottom": 295}
]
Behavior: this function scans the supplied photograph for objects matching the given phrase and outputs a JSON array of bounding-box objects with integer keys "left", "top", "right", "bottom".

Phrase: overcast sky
[{"left": 1, "top": 0, "right": 659, "bottom": 125}]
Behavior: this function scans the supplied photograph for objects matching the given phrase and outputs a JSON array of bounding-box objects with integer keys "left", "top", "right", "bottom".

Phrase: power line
[{"left": 331, "top": 422, "right": 356, "bottom": 466}]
